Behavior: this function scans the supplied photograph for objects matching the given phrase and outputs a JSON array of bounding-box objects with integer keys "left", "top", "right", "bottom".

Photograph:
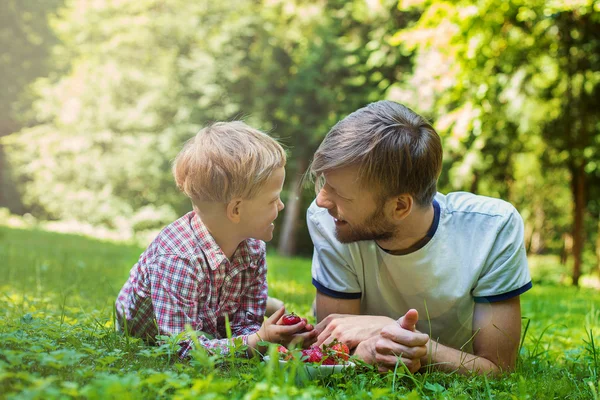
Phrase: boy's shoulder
[
  {"left": 242, "top": 238, "right": 267, "bottom": 265},
  {"left": 147, "top": 212, "right": 198, "bottom": 259},
  {"left": 146, "top": 212, "right": 266, "bottom": 263}
]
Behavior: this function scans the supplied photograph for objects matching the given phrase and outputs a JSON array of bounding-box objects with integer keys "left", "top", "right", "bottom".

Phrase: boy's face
[{"left": 240, "top": 166, "right": 285, "bottom": 242}]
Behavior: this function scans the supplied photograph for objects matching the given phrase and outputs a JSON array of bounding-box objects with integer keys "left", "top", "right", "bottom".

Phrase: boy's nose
[
  {"left": 278, "top": 199, "right": 285, "bottom": 211},
  {"left": 316, "top": 189, "right": 333, "bottom": 209}
]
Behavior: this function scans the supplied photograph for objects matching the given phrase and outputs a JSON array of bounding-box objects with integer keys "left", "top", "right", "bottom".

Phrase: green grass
[{"left": 1, "top": 225, "right": 599, "bottom": 399}]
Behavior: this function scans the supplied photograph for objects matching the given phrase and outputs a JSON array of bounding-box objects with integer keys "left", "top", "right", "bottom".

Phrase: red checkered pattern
[{"left": 115, "top": 211, "right": 268, "bottom": 358}]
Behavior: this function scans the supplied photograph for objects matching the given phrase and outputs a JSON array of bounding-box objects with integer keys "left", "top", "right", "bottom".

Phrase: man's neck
[{"left": 376, "top": 203, "right": 435, "bottom": 254}]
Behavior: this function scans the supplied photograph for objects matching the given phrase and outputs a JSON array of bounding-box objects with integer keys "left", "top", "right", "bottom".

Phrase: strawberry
[
  {"left": 301, "top": 347, "right": 323, "bottom": 363},
  {"left": 277, "top": 345, "right": 293, "bottom": 361},
  {"left": 330, "top": 342, "right": 350, "bottom": 361},
  {"left": 281, "top": 312, "right": 302, "bottom": 325},
  {"left": 321, "top": 356, "right": 336, "bottom": 365}
]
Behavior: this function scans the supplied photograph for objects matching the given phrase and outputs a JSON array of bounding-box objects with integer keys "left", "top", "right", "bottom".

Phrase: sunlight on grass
[{"left": 1, "top": 225, "right": 600, "bottom": 399}]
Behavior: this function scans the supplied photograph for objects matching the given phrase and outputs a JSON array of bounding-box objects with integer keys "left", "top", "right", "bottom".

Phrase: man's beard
[{"left": 334, "top": 207, "right": 396, "bottom": 243}]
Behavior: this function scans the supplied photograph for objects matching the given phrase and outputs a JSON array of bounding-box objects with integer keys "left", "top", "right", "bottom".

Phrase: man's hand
[
  {"left": 353, "top": 335, "right": 379, "bottom": 364},
  {"left": 374, "top": 309, "right": 429, "bottom": 373},
  {"left": 314, "top": 314, "right": 395, "bottom": 349}
]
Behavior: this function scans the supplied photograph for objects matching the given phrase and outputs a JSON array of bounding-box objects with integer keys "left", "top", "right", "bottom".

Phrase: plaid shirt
[{"left": 115, "top": 211, "right": 268, "bottom": 359}]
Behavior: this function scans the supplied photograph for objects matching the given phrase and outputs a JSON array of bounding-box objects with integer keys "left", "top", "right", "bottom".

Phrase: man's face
[{"left": 315, "top": 165, "right": 395, "bottom": 243}]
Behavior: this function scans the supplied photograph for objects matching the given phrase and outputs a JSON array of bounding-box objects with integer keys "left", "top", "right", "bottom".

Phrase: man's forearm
[{"left": 421, "top": 339, "right": 509, "bottom": 376}]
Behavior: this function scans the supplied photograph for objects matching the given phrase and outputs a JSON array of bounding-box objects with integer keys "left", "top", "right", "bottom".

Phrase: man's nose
[{"left": 316, "top": 189, "right": 334, "bottom": 209}]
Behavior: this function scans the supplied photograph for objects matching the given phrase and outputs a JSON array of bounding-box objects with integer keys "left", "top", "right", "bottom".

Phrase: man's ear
[
  {"left": 390, "top": 194, "right": 413, "bottom": 221},
  {"left": 226, "top": 198, "right": 243, "bottom": 223}
]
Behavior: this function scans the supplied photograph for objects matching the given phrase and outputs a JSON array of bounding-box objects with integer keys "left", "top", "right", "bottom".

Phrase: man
[{"left": 307, "top": 100, "right": 531, "bottom": 375}]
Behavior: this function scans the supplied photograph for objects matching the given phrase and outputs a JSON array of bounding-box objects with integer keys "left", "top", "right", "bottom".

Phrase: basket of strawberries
[{"left": 264, "top": 313, "right": 355, "bottom": 379}]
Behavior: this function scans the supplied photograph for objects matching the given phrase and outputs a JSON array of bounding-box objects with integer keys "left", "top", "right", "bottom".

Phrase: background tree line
[{"left": 1, "top": 0, "right": 599, "bottom": 286}]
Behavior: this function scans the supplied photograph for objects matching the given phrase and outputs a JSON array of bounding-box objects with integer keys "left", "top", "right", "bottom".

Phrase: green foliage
[
  {"left": 0, "top": 0, "right": 63, "bottom": 136},
  {"left": 1, "top": 0, "right": 600, "bottom": 267},
  {"left": 393, "top": 0, "right": 600, "bottom": 258},
  {"left": 1, "top": 225, "right": 600, "bottom": 399},
  {"left": 1, "top": 0, "right": 416, "bottom": 251},
  {"left": 3, "top": 0, "right": 196, "bottom": 229},
  {"left": 0, "top": 0, "right": 64, "bottom": 214}
]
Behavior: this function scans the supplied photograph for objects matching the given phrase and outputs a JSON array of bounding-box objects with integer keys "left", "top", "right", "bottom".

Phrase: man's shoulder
[
  {"left": 307, "top": 200, "right": 329, "bottom": 219},
  {"left": 438, "top": 192, "right": 517, "bottom": 219},
  {"left": 307, "top": 200, "right": 343, "bottom": 240}
]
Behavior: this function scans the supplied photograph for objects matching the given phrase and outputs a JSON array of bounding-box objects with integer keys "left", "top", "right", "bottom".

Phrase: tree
[
  {"left": 393, "top": 0, "right": 600, "bottom": 285},
  {"left": 3, "top": 0, "right": 199, "bottom": 230},
  {"left": 136, "top": 0, "right": 417, "bottom": 254},
  {"left": 2, "top": 0, "right": 416, "bottom": 255},
  {"left": 0, "top": 0, "right": 63, "bottom": 213}
]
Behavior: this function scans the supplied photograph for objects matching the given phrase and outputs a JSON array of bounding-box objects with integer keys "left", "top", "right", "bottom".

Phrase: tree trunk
[
  {"left": 560, "top": 232, "right": 573, "bottom": 266},
  {"left": 529, "top": 203, "right": 545, "bottom": 254},
  {"left": 0, "top": 145, "right": 6, "bottom": 208},
  {"left": 277, "top": 156, "right": 308, "bottom": 257},
  {"left": 596, "top": 215, "right": 600, "bottom": 279},
  {"left": 571, "top": 162, "right": 586, "bottom": 286}
]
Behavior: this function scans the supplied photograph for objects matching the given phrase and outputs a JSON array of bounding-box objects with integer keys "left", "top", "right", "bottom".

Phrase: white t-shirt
[{"left": 308, "top": 191, "right": 532, "bottom": 352}]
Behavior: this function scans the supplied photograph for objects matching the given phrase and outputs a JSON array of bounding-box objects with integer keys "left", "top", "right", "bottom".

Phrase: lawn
[{"left": 1, "top": 225, "right": 599, "bottom": 399}]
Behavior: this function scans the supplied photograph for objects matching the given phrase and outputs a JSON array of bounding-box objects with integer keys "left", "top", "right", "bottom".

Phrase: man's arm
[
  {"left": 316, "top": 290, "right": 361, "bottom": 322},
  {"left": 419, "top": 296, "right": 521, "bottom": 375}
]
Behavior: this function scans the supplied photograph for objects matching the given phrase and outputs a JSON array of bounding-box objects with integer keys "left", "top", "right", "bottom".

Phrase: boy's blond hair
[{"left": 173, "top": 121, "right": 286, "bottom": 204}]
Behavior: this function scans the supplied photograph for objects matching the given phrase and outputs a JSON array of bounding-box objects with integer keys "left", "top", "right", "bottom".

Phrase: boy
[{"left": 116, "top": 121, "right": 316, "bottom": 359}]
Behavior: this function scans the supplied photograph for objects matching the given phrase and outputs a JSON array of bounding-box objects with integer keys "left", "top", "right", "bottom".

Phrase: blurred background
[{"left": 1, "top": 0, "right": 599, "bottom": 287}]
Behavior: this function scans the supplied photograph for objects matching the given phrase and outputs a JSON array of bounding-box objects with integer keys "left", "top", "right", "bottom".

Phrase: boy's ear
[{"left": 226, "top": 199, "right": 243, "bottom": 223}]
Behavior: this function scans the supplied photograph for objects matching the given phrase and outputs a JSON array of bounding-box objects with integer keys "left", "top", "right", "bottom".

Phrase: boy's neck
[{"left": 195, "top": 208, "right": 243, "bottom": 260}]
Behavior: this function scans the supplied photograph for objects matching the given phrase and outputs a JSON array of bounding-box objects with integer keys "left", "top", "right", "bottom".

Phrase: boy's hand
[{"left": 249, "top": 307, "right": 318, "bottom": 352}]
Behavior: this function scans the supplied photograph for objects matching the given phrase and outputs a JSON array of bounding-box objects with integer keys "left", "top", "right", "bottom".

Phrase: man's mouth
[{"left": 333, "top": 216, "right": 347, "bottom": 225}]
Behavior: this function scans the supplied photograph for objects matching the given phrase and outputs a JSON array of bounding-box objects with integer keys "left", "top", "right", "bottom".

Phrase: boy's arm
[
  {"left": 228, "top": 254, "right": 268, "bottom": 338},
  {"left": 149, "top": 255, "right": 253, "bottom": 359}
]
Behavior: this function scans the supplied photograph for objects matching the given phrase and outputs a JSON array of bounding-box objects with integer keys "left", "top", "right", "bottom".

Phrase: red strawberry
[
  {"left": 321, "top": 356, "right": 336, "bottom": 365},
  {"left": 281, "top": 312, "right": 302, "bottom": 325},
  {"left": 277, "top": 345, "right": 293, "bottom": 361},
  {"left": 331, "top": 342, "right": 350, "bottom": 361},
  {"left": 301, "top": 347, "right": 323, "bottom": 363}
]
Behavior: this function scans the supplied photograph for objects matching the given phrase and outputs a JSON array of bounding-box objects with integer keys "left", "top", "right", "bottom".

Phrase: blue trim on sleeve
[
  {"left": 312, "top": 278, "right": 362, "bottom": 300},
  {"left": 474, "top": 281, "right": 533, "bottom": 303}
]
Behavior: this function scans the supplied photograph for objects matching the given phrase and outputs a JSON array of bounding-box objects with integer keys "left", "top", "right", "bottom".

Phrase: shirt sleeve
[
  {"left": 307, "top": 203, "right": 362, "bottom": 299},
  {"left": 149, "top": 255, "right": 250, "bottom": 359},
  {"left": 472, "top": 206, "right": 532, "bottom": 303},
  {"left": 229, "top": 252, "right": 268, "bottom": 337}
]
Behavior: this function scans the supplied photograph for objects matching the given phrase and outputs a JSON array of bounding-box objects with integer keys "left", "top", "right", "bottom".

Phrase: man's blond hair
[{"left": 173, "top": 121, "right": 286, "bottom": 204}]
